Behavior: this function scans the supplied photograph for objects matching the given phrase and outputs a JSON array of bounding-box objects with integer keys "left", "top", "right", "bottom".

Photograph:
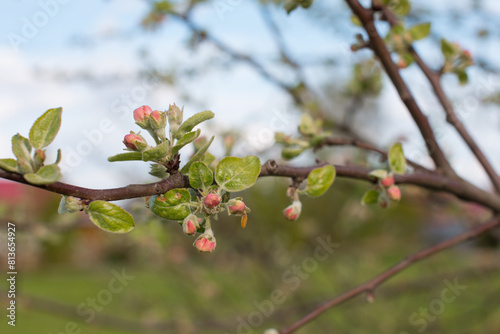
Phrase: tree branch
[
  {"left": 278, "top": 214, "right": 500, "bottom": 333},
  {"left": 1, "top": 158, "right": 499, "bottom": 209},
  {"left": 345, "top": 0, "right": 457, "bottom": 177},
  {"left": 381, "top": 7, "right": 500, "bottom": 192}
]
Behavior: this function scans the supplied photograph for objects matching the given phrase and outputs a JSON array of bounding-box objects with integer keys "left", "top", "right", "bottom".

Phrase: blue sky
[{"left": 1, "top": 0, "right": 500, "bottom": 191}]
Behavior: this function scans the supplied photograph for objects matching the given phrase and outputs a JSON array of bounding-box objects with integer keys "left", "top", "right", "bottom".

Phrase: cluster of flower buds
[
  {"left": 194, "top": 229, "right": 216, "bottom": 253},
  {"left": 380, "top": 174, "right": 400, "bottom": 202},
  {"left": 130, "top": 105, "right": 168, "bottom": 143}
]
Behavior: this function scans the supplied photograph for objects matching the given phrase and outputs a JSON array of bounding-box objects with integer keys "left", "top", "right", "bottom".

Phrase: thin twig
[
  {"left": 317, "top": 137, "right": 431, "bottom": 172},
  {"left": 278, "top": 214, "right": 500, "bottom": 333},
  {"left": 382, "top": 7, "right": 500, "bottom": 193},
  {"left": 345, "top": 0, "right": 457, "bottom": 177}
]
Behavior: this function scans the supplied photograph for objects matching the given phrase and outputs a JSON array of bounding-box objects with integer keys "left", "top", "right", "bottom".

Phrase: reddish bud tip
[
  {"left": 228, "top": 199, "right": 246, "bottom": 215},
  {"left": 380, "top": 176, "right": 395, "bottom": 188},
  {"left": 194, "top": 234, "right": 216, "bottom": 253},
  {"left": 204, "top": 193, "right": 221, "bottom": 209},
  {"left": 133, "top": 105, "right": 152, "bottom": 122},
  {"left": 123, "top": 133, "right": 145, "bottom": 151},
  {"left": 151, "top": 110, "right": 161, "bottom": 122},
  {"left": 397, "top": 59, "right": 408, "bottom": 69},
  {"left": 387, "top": 185, "right": 401, "bottom": 201},
  {"left": 283, "top": 200, "right": 302, "bottom": 221},
  {"left": 182, "top": 214, "right": 200, "bottom": 235}
]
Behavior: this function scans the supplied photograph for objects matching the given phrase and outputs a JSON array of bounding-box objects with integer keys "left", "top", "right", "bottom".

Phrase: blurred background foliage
[{"left": 1, "top": 0, "right": 500, "bottom": 333}]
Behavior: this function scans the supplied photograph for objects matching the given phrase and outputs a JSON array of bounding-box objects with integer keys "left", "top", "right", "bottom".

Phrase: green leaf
[
  {"left": 350, "top": 15, "right": 362, "bottom": 27},
  {"left": 408, "top": 23, "right": 431, "bottom": 41},
  {"left": 284, "top": 0, "right": 299, "bottom": 13},
  {"left": 176, "top": 110, "right": 214, "bottom": 139},
  {"left": 87, "top": 201, "right": 135, "bottom": 233},
  {"left": 361, "top": 189, "right": 379, "bottom": 205},
  {"left": 107, "top": 151, "right": 143, "bottom": 162},
  {"left": 298, "top": 114, "right": 317, "bottom": 136},
  {"left": 142, "top": 140, "right": 171, "bottom": 161},
  {"left": 17, "top": 158, "right": 34, "bottom": 174},
  {"left": 388, "top": 143, "right": 406, "bottom": 174},
  {"left": 391, "top": 0, "right": 411, "bottom": 16},
  {"left": 303, "top": 165, "right": 336, "bottom": 197},
  {"left": 455, "top": 69, "right": 469, "bottom": 85},
  {"left": 181, "top": 136, "right": 214, "bottom": 174},
  {"left": 369, "top": 169, "right": 388, "bottom": 179},
  {"left": 23, "top": 164, "right": 62, "bottom": 185},
  {"left": 0, "top": 159, "right": 18, "bottom": 173},
  {"left": 12, "top": 134, "right": 32, "bottom": 160},
  {"left": 441, "top": 38, "right": 457, "bottom": 60},
  {"left": 282, "top": 146, "right": 308, "bottom": 160},
  {"left": 171, "top": 129, "right": 200, "bottom": 156},
  {"left": 215, "top": 156, "right": 261, "bottom": 192},
  {"left": 149, "top": 163, "right": 168, "bottom": 179},
  {"left": 189, "top": 161, "right": 213, "bottom": 191},
  {"left": 149, "top": 189, "right": 191, "bottom": 220},
  {"left": 29, "top": 107, "right": 62, "bottom": 149}
]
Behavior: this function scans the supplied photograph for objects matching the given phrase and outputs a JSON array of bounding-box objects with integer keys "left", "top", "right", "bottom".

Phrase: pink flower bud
[
  {"left": 151, "top": 110, "right": 161, "bottom": 122},
  {"left": 194, "top": 233, "right": 216, "bottom": 253},
  {"left": 283, "top": 200, "right": 302, "bottom": 221},
  {"left": 204, "top": 193, "right": 221, "bottom": 209},
  {"left": 380, "top": 176, "right": 395, "bottom": 188},
  {"left": 387, "top": 185, "right": 401, "bottom": 201},
  {"left": 182, "top": 214, "right": 200, "bottom": 235},
  {"left": 123, "top": 133, "right": 147, "bottom": 151},
  {"left": 133, "top": 105, "right": 152, "bottom": 123},
  {"left": 228, "top": 199, "right": 246, "bottom": 215}
]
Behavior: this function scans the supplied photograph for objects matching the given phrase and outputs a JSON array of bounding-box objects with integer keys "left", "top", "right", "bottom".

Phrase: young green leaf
[
  {"left": 298, "top": 114, "right": 317, "bottom": 136},
  {"left": 12, "top": 133, "right": 32, "bottom": 161},
  {"left": 455, "top": 69, "right": 469, "bottom": 85},
  {"left": 408, "top": 22, "right": 431, "bottom": 41},
  {"left": 361, "top": 189, "right": 379, "bottom": 205},
  {"left": 282, "top": 146, "right": 308, "bottom": 160},
  {"left": 388, "top": 143, "right": 406, "bottom": 174},
  {"left": 29, "top": 107, "right": 62, "bottom": 149},
  {"left": 189, "top": 161, "right": 213, "bottom": 191},
  {"left": 171, "top": 129, "right": 201, "bottom": 155},
  {"left": 142, "top": 140, "right": 170, "bottom": 161},
  {"left": 391, "top": 0, "right": 411, "bottom": 16},
  {"left": 175, "top": 110, "right": 214, "bottom": 139},
  {"left": 440, "top": 38, "right": 457, "bottom": 60},
  {"left": 303, "top": 165, "right": 336, "bottom": 197},
  {"left": 369, "top": 169, "right": 388, "bottom": 179},
  {"left": 107, "top": 151, "right": 143, "bottom": 162},
  {"left": 87, "top": 201, "right": 135, "bottom": 233},
  {"left": 150, "top": 189, "right": 192, "bottom": 220},
  {"left": 23, "top": 164, "right": 62, "bottom": 185},
  {"left": 181, "top": 136, "right": 214, "bottom": 174},
  {"left": 215, "top": 156, "right": 261, "bottom": 192},
  {"left": 0, "top": 158, "right": 18, "bottom": 173}
]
